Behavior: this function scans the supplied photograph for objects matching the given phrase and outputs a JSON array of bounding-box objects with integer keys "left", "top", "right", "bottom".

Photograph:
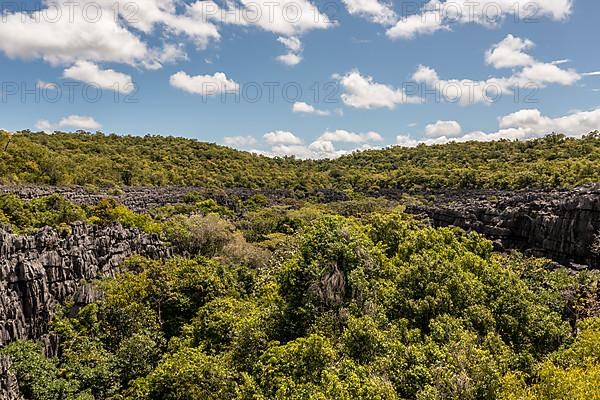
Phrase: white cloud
[
  {"left": 63, "top": 61, "right": 134, "bottom": 94},
  {"left": 485, "top": 34, "right": 535, "bottom": 68},
  {"left": 34, "top": 120, "right": 54, "bottom": 132},
  {"left": 194, "top": 0, "right": 333, "bottom": 37},
  {"left": 342, "top": 0, "right": 397, "bottom": 25},
  {"left": 58, "top": 115, "right": 102, "bottom": 130},
  {"left": 396, "top": 134, "right": 448, "bottom": 147},
  {"left": 270, "top": 140, "right": 372, "bottom": 159},
  {"left": 318, "top": 129, "right": 383, "bottom": 143},
  {"left": 35, "top": 115, "right": 101, "bottom": 132},
  {"left": 276, "top": 36, "right": 303, "bottom": 66},
  {"left": 336, "top": 70, "right": 422, "bottom": 109},
  {"left": 276, "top": 52, "right": 302, "bottom": 66},
  {"left": 583, "top": 72, "right": 600, "bottom": 77},
  {"left": 496, "top": 108, "right": 600, "bottom": 137},
  {"left": 144, "top": 44, "right": 188, "bottom": 70},
  {"left": 0, "top": 1, "right": 147, "bottom": 66},
  {"left": 263, "top": 129, "right": 379, "bottom": 159},
  {"left": 425, "top": 120, "right": 462, "bottom": 138},
  {"left": 223, "top": 136, "right": 258, "bottom": 147},
  {"left": 271, "top": 144, "right": 315, "bottom": 158},
  {"left": 0, "top": 0, "right": 218, "bottom": 69},
  {"left": 412, "top": 35, "right": 581, "bottom": 105},
  {"left": 264, "top": 130, "right": 303, "bottom": 145},
  {"left": 169, "top": 71, "right": 239, "bottom": 95},
  {"left": 517, "top": 62, "right": 580, "bottom": 86},
  {"left": 292, "top": 101, "right": 330, "bottom": 116},
  {"left": 386, "top": 0, "right": 572, "bottom": 40},
  {"left": 278, "top": 36, "right": 302, "bottom": 53},
  {"left": 395, "top": 107, "right": 600, "bottom": 147},
  {"left": 386, "top": 9, "right": 446, "bottom": 39}
]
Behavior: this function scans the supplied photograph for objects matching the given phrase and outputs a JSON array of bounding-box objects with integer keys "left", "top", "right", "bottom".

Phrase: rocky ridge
[{"left": 403, "top": 185, "right": 600, "bottom": 267}]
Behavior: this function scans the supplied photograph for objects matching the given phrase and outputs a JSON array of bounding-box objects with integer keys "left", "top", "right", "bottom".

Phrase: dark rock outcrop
[
  {"left": 0, "top": 222, "right": 170, "bottom": 346},
  {"left": 405, "top": 185, "right": 600, "bottom": 267}
]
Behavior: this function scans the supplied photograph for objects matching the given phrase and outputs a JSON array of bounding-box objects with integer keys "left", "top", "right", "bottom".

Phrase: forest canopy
[
  {"left": 0, "top": 130, "right": 599, "bottom": 190},
  {"left": 1, "top": 194, "right": 599, "bottom": 400}
]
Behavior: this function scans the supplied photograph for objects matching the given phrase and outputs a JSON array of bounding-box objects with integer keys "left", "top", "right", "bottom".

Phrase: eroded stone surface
[
  {"left": 0, "top": 222, "right": 170, "bottom": 347},
  {"left": 404, "top": 185, "right": 600, "bottom": 267}
]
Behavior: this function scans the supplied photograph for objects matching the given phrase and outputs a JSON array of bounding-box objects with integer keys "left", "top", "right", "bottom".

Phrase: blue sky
[{"left": 0, "top": 0, "right": 599, "bottom": 157}]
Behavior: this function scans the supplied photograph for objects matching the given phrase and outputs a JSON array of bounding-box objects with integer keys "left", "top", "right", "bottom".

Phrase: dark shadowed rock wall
[{"left": 405, "top": 185, "right": 600, "bottom": 267}]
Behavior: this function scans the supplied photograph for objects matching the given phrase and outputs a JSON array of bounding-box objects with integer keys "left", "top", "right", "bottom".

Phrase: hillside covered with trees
[{"left": 1, "top": 130, "right": 599, "bottom": 191}]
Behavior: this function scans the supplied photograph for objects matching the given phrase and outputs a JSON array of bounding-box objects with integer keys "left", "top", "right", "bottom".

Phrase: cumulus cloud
[
  {"left": 292, "top": 102, "right": 330, "bottom": 116},
  {"left": 396, "top": 107, "right": 600, "bottom": 147},
  {"left": 264, "top": 130, "right": 303, "bottom": 145},
  {"left": 0, "top": 0, "right": 332, "bottom": 71},
  {"left": 276, "top": 36, "right": 304, "bottom": 66},
  {"left": 485, "top": 34, "right": 535, "bottom": 68},
  {"left": 261, "top": 129, "right": 379, "bottom": 159},
  {"left": 276, "top": 52, "right": 302, "bottom": 66},
  {"left": 194, "top": 0, "right": 333, "bottom": 37},
  {"left": 396, "top": 134, "right": 448, "bottom": 147},
  {"left": 0, "top": 0, "right": 218, "bottom": 68},
  {"left": 270, "top": 140, "right": 373, "bottom": 159},
  {"left": 318, "top": 129, "right": 383, "bottom": 143},
  {"left": 336, "top": 70, "right": 422, "bottom": 109},
  {"left": 342, "top": 0, "right": 396, "bottom": 25},
  {"left": 413, "top": 35, "right": 581, "bottom": 105},
  {"left": 386, "top": 9, "right": 446, "bottom": 39},
  {"left": 223, "top": 136, "right": 258, "bottom": 147},
  {"left": 425, "top": 120, "right": 462, "bottom": 138},
  {"left": 35, "top": 115, "right": 101, "bottom": 132},
  {"left": 63, "top": 61, "right": 134, "bottom": 94},
  {"left": 191, "top": 0, "right": 332, "bottom": 65},
  {"left": 387, "top": 0, "right": 573, "bottom": 40},
  {"left": 169, "top": 71, "right": 239, "bottom": 95}
]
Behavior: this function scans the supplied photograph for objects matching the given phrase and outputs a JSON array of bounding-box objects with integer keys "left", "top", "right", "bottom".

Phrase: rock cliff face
[
  {"left": 0, "top": 222, "right": 170, "bottom": 347},
  {"left": 405, "top": 185, "right": 600, "bottom": 268}
]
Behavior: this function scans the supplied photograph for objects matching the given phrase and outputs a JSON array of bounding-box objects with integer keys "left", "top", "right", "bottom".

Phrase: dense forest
[
  {"left": 1, "top": 191, "right": 599, "bottom": 399},
  {"left": 1, "top": 130, "right": 599, "bottom": 190}
]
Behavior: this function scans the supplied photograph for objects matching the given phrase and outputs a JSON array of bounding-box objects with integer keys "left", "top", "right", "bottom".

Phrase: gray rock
[
  {"left": 405, "top": 185, "right": 600, "bottom": 268},
  {"left": 0, "top": 222, "right": 170, "bottom": 346}
]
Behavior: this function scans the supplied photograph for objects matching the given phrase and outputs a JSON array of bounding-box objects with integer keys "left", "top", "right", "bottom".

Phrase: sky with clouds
[{"left": 0, "top": 0, "right": 599, "bottom": 158}]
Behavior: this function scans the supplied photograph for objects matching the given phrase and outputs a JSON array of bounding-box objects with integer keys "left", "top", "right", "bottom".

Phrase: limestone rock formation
[
  {"left": 405, "top": 185, "right": 600, "bottom": 267},
  {"left": 0, "top": 222, "right": 170, "bottom": 346}
]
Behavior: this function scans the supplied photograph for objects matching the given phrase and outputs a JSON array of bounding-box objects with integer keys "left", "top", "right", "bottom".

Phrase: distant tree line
[{"left": 0, "top": 130, "right": 599, "bottom": 191}]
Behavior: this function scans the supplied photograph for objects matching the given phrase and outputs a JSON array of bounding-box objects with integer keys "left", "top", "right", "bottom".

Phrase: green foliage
[
  {"left": 87, "top": 199, "right": 161, "bottom": 233},
  {"left": 141, "top": 348, "right": 242, "bottom": 400},
  {"left": 1, "top": 131, "right": 599, "bottom": 189},
  {"left": 4, "top": 210, "right": 599, "bottom": 400},
  {"left": 0, "top": 193, "right": 86, "bottom": 232},
  {"left": 0, "top": 341, "right": 81, "bottom": 400},
  {"left": 500, "top": 317, "right": 600, "bottom": 400}
]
